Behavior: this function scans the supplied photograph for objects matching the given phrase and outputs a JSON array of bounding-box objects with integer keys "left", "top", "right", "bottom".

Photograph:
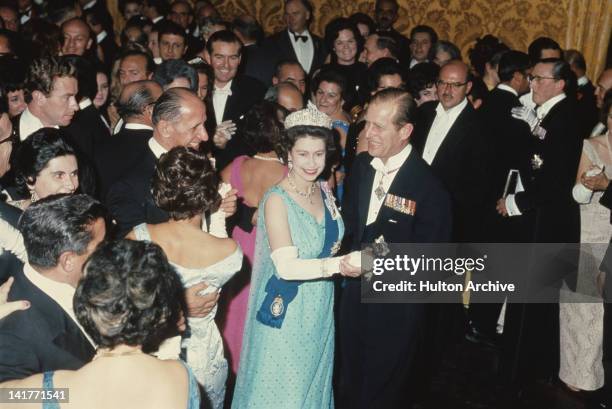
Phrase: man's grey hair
[
  {"left": 117, "top": 80, "right": 158, "bottom": 120},
  {"left": 152, "top": 87, "right": 192, "bottom": 126}
]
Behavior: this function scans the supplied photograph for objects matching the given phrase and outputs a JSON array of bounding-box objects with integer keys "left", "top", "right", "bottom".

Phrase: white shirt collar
[
  {"left": 436, "top": 97, "right": 468, "bottom": 116},
  {"left": 23, "top": 263, "right": 96, "bottom": 347},
  {"left": 125, "top": 123, "right": 153, "bottom": 131},
  {"left": 497, "top": 83, "right": 518, "bottom": 96},
  {"left": 370, "top": 143, "right": 412, "bottom": 172},
  {"left": 409, "top": 58, "right": 426, "bottom": 68},
  {"left": 20, "top": 107, "right": 57, "bottom": 141},
  {"left": 79, "top": 98, "right": 92, "bottom": 110},
  {"left": 82, "top": 0, "right": 96, "bottom": 9},
  {"left": 96, "top": 30, "right": 107, "bottom": 43},
  {"left": 214, "top": 79, "right": 233, "bottom": 93},
  {"left": 148, "top": 137, "right": 167, "bottom": 159},
  {"left": 577, "top": 76, "right": 588, "bottom": 87},
  {"left": 537, "top": 93, "right": 566, "bottom": 120},
  {"left": 153, "top": 15, "right": 164, "bottom": 23}
]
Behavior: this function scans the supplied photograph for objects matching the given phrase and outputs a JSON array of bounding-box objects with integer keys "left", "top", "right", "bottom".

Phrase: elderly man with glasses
[{"left": 496, "top": 57, "right": 582, "bottom": 395}]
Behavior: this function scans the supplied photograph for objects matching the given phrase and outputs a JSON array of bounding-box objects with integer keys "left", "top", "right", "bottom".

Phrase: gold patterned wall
[
  {"left": 210, "top": 0, "right": 610, "bottom": 79},
  {"left": 107, "top": 0, "right": 610, "bottom": 79}
]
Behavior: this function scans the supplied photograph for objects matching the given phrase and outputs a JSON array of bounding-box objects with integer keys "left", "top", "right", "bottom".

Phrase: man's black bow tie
[{"left": 292, "top": 33, "right": 308, "bottom": 43}]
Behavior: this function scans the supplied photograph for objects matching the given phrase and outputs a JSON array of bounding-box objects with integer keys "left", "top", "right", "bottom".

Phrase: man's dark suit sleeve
[
  {"left": 106, "top": 179, "right": 145, "bottom": 237},
  {"left": 0, "top": 329, "right": 40, "bottom": 381},
  {"left": 341, "top": 153, "right": 365, "bottom": 253},
  {"left": 601, "top": 182, "right": 612, "bottom": 211}
]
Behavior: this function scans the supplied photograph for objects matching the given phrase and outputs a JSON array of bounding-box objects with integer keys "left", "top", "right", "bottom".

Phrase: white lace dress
[
  {"left": 133, "top": 223, "right": 243, "bottom": 409},
  {"left": 559, "top": 135, "right": 612, "bottom": 390}
]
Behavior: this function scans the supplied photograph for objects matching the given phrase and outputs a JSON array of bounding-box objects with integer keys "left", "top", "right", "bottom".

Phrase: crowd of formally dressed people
[{"left": 0, "top": 0, "right": 611, "bottom": 407}]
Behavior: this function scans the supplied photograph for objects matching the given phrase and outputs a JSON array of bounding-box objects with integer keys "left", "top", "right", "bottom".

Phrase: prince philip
[{"left": 339, "top": 88, "right": 452, "bottom": 408}]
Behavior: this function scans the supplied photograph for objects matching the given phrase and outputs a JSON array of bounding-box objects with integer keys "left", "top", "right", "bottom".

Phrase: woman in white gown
[
  {"left": 128, "top": 147, "right": 242, "bottom": 409},
  {"left": 559, "top": 96, "right": 612, "bottom": 391}
]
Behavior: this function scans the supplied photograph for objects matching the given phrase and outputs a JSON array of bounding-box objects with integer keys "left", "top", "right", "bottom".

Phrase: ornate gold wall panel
[{"left": 108, "top": 0, "right": 610, "bottom": 79}]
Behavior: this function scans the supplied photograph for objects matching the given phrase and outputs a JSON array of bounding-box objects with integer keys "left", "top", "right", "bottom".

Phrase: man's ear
[
  {"left": 399, "top": 123, "right": 413, "bottom": 142},
  {"left": 32, "top": 90, "right": 46, "bottom": 107},
  {"left": 58, "top": 251, "right": 76, "bottom": 275},
  {"left": 158, "top": 119, "right": 172, "bottom": 139},
  {"left": 86, "top": 38, "right": 92, "bottom": 50},
  {"left": 465, "top": 80, "right": 473, "bottom": 96}
]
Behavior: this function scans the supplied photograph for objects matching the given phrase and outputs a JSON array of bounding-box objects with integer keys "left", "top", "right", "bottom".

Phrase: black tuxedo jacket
[
  {"left": 260, "top": 29, "right": 327, "bottom": 81},
  {"left": 239, "top": 43, "right": 270, "bottom": 86},
  {"left": 94, "top": 126, "right": 152, "bottom": 201},
  {"left": 342, "top": 149, "right": 452, "bottom": 248},
  {"left": 0, "top": 263, "right": 95, "bottom": 381},
  {"left": 62, "top": 103, "right": 110, "bottom": 162},
  {"left": 411, "top": 101, "right": 489, "bottom": 242},
  {"left": 479, "top": 88, "right": 534, "bottom": 242},
  {"left": 513, "top": 97, "right": 581, "bottom": 244},
  {"left": 106, "top": 147, "right": 168, "bottom": 237},
  {"left": 376, "top": 27, "right": 411, "bottom": 68},
  {"left": 207, "top": 75, "right": 266, "bottom": 171}
]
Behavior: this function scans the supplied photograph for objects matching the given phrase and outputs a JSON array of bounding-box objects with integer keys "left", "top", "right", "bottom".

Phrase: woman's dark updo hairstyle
[
  {"left": 74, "top": 239, "right": 184, "bottom": 349},
  {"left": 14, "top": 128, "right": 76, "bottom": 196},
  {"left": 238, "top": 101, "right": 288, "bottom": 159},
  {"left": 152, "top": 147, "right": 221, "bottom": 220},
  {"left": 283, "top": 125, "right": 337, "bottom": 166},
  {"left": 310, "top": 67, "right": 347, "bottom": 101}
]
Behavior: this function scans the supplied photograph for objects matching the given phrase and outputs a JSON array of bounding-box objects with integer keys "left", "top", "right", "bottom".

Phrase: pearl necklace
[
  {"left": 287, "top": 171, "right": 316, "bottom": 204},
  {"left": 253, "top": 154, "right": 283, "bottom": 163}
]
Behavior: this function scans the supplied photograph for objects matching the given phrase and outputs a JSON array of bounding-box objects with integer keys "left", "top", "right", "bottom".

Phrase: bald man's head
[
  {"left": 61, "top": 18, "right": 92, "bottom": 56},
  {"left": 117, "top": 80, "right": 162, "bottom": 125},
  {"left": 596, "top": 69, "right": 612, "bottom": 109},
  {"left": 437, "top": 60, "right": 472, "bottom": 110},
  {"left": 276, "top": 82, "right": 304, "bottom": 112}
]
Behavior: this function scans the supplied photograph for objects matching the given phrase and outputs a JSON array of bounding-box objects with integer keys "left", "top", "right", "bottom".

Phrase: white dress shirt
[
  {"left": 422, "top": 98, "right": 468, "bottom": 165},
  {"left": 288, "top": 29, "right": 314, "bottom": 73},
  {"left": 505, "top": 93, "right": 567, "bottom": 216},
  {"left": 19, "top": 107, "right": 57, "bottom": 141},
  {"left": 577, "top": 76, "right": 588, "bottom": 87},
  {"left": 409, "top": 58, "right": 426, "bottom": 69},
  {"left": 366, "top": 144, "right": 412, "bottom": 225},
  {"left": 212, "top": 80, "right": 233, "bottom": 125},
  {"left": 24, "top": 263, "right": 96, "bottom": 347}
]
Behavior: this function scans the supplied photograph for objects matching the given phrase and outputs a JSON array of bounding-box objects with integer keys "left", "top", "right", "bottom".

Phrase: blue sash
[{"left": 256, "top": 199, "right": 340, "bottom": 329}]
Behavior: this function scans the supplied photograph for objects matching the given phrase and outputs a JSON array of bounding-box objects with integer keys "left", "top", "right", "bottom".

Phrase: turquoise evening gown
[{"left": 232, "top": 184, "right": 344, "bottom": 409}]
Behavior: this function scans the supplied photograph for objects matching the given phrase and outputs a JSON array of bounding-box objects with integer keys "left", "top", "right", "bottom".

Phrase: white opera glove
[
  {"left": 205, "top": 182, "right": 230, "bottom": 238},
  {"left": 0, "top": 219, "right": 27, "bottom": 263},
  {"left": 511, "top": 106, "right": 539, "bottom": 132},
  {"left": 572, "top": 183, "right": 593, "bottom": 204},
  {"left": 573, "top": 167, "right": 602, "bottom": 204},
  {"left": 271, "top": 246, "right": 362, "bottom": 281}
]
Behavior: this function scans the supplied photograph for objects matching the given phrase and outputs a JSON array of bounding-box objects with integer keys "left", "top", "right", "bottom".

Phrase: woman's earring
[
  {"left": 30, "top": 191, "right": 39, "bottom": 203},
  {"left": 288, "top": 160, "right": 293, "bottom": 171}
]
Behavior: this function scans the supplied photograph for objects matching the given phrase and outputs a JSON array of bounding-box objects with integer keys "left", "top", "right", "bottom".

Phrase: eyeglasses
[
  {"left": 528, "top": 75, "right": 559, "bottom": 83},
  {"left": 435, "top": 80, "right": 468, "bottom": 89}
]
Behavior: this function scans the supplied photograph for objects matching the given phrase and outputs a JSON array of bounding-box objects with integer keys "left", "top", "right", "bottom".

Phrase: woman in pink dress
[{"left": 219, "top": 102, "right": 288, "bottom": 374}]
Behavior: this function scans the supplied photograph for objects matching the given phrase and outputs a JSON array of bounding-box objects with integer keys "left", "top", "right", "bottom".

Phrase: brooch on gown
[{"left": 270, "top": 295, "right": 284, "bottom": 317}]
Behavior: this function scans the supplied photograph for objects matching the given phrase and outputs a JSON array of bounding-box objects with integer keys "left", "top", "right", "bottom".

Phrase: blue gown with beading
[{"left": 232, "top": 184, "right": 344, "bottom": 409}]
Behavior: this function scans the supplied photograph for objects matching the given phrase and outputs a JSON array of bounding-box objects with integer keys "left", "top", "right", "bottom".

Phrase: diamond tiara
[{"left": 284, "top": 101, "right": 333, "bottom": 130}]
